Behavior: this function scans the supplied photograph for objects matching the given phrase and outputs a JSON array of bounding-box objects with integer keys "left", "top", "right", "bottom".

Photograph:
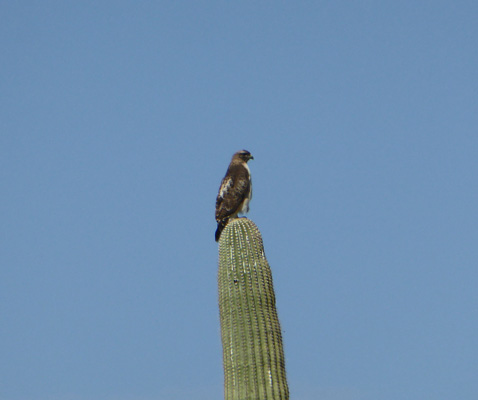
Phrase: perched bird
[{"left": 215, "top": 150, "right": 254, "bottom": 241}]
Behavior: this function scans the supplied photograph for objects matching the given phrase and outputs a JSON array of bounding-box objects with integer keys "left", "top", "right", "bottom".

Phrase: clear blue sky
[{"left": 1, "top": 2, "right": 477, "bottom": 399}]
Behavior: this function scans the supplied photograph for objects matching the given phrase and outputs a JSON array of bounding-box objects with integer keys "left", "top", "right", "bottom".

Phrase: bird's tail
[{"left": 215, "top": 219, "right": 229, "bottom": 242}]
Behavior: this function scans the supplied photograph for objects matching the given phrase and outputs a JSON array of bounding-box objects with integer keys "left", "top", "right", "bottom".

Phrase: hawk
[{"left": 215, "top": 150, "right": 254, "bottom": 242}]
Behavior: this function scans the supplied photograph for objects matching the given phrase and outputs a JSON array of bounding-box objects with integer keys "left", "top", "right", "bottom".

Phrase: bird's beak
[{"left": 249, "top": 155, "right": 254, "bottom": 160}]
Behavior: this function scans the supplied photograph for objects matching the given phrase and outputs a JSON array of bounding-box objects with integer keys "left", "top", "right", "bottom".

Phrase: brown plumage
[{"left": 215, "top": 150, "right": 254, "bottom": 241}]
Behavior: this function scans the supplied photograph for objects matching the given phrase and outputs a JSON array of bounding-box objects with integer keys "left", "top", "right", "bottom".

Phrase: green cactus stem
[{"left": 218, "top": 218, "right": 289, "bottom": 400}]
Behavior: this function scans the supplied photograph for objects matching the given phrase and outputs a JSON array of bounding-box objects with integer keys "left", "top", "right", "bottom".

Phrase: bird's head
[{"left": 234, "top": 149, "right": 254, "bottom": 162}]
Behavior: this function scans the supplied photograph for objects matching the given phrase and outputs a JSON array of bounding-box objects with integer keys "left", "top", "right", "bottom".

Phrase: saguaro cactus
[{"left": 218, "top": 218, "right": 289, "bottom": 400}]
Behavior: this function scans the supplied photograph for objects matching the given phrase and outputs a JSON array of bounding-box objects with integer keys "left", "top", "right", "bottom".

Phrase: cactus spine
[{"left": 218, "top": 218, "right": 289, "bottom": 400}]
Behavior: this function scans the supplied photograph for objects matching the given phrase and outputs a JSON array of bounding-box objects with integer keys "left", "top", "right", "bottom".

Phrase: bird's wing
[{"left": 215, "top": 168, "right": 250, "bottom": 221}]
